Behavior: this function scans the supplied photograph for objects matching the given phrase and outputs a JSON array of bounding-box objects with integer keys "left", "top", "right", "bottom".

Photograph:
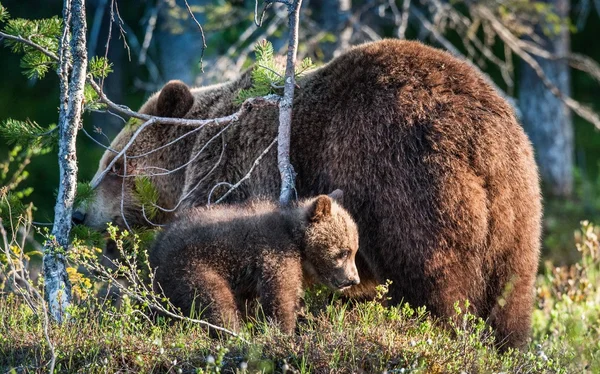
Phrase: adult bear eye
[{"left": 110, "top": 163, "right": 122, "bottom": 175}]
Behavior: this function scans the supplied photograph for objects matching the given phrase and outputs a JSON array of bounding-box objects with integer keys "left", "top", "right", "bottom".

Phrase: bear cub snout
[{"left": 149, "top": 189, "right": 359, "bottom": 333}]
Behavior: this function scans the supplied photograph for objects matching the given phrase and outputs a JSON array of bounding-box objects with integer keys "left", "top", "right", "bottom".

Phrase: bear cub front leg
[
  {"left": 258, "top": 254, "right": 304, "bottom": 333},
  {"left": 191, "top": 263, "right": 241, "bottom": 332}
]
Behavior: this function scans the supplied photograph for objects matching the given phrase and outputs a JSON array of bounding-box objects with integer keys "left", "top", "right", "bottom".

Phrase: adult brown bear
[{"left": 75, "top": 39, "right": 541, "bottom": 349}]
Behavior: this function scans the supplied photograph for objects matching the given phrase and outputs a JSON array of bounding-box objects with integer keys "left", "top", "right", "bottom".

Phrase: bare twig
[
  {"left": 183, "top": 0, "right": 207, "bottom": 72},
  {"left": 138, "top": 121, "right": 233, "bottom": 177},
  {"left": 214, "top": 138, "right": 277, "bottom": 205},
  {"left": 207, "top": 182, "right": 234, "bottom": 206},
  {"left": 81, "top": 127, "right": 118, "bottom": 153},
  {"left": 473, "top": 5, "right": 600, "bottom": 129},
  {"left": 1, "top": 208, "right": 56, "bottom": 374},
  {"left": 77, "top": 245, "right": 248, "bottom": 342},
  {"left": 254, "top": 0, "right": 274, "bottom": 27},
  {"left": 150, "top": 132, "right": 227, "bottom": 214},
  {"left": 90, "top": 96, "right": 279, "bottom": 188},
  {"left": 113, "top": 1, "right": 131, "bottom": 61}
]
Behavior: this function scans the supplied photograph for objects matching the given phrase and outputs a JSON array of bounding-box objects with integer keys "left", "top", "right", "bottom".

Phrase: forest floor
[{"left": 2, "top": 223, "right": 599, "bottom": 373}]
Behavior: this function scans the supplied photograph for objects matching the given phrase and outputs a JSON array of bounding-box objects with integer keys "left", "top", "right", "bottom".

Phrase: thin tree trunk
[
  {"left": 44, "top": 0, "right": 88, "bottom": 322},
  {"left": 278, "top": 0, "right": 302, "bottom": 206},
  {"left": 519, "top": 0, "right": 573, "bottom": 197}
]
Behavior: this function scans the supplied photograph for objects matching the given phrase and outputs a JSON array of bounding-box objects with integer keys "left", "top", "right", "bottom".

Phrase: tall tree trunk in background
[
  {"left": 519, "top": 0, "right": 573, "bottom": 197},
  {"left": 156, "top": 0, "right": 210, "bottom": 85},
  {"left": 315, "top": 0, "right": 352, "bottom": 60}
]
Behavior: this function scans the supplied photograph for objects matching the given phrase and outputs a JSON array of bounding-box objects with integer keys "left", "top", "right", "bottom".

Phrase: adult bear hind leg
[{"left": 487, "top": 266, "right": 537, "bottom": 350}]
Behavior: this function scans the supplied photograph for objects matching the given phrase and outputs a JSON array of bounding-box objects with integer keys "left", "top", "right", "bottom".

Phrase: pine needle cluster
[
  {"left": 1, "top": 14, "right": 62, "bottom": 79},
  {"left": 0, "top": 119, "right": 57, "bottom": 150},
  {"left": 236, "top": 40, "right": 314, "bottom": 104},
  {"left": 134, "top": 176, "right": 160, "bottom": 220},
  {"left": 0, "top": 2, "right": 113, "bottom": 148}
]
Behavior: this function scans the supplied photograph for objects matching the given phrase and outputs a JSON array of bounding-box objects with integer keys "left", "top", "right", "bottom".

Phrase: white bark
[
  {"left": 43, "top": 0, "right": 88, "bottom": 322},
  {"left": 519, "top": 0, "right": 573, "bottom": 197},
  {"left": 278, "top": 0, "right": 302, "bottom": 206}
]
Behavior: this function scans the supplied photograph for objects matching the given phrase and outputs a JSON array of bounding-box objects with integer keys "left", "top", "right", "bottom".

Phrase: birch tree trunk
[
  {"left": 278, "top": 0, "right": 302, "bottom": 206},
  {"left": 519, "top": 0, "right": 573, "bottom": 197},
  {"left": 43, "top": 0, "right": 88, "bottom": 322}
]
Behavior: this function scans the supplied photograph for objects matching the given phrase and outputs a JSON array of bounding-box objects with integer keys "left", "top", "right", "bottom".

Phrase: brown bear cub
[{"left": 149, "top": 190, "right": 360, "bottom": 333}]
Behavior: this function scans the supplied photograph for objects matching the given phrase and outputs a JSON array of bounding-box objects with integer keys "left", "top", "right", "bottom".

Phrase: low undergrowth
[
  {"left": 2, "top": 220, "right": 600, "bottom": 373},
  {"left": 1, "top": 146, "right": 599, "bottom": 373},
  {"left": 0, "top": 289, "right": 563, "bottom": 374}
]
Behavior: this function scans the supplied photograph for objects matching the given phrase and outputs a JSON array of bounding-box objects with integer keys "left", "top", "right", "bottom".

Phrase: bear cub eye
[{"left": 337, "top": 249, "right": 350, "bottom": 260}]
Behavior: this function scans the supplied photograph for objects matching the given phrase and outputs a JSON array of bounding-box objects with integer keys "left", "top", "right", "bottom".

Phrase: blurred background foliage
[{"left": 0, "top": 0, "right": 599, "bottom": 265}]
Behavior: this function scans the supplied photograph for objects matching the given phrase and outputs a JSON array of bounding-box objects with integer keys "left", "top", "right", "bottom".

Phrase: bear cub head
[{"left": 300, "top": 189, "right": 360, "bottom": 290}]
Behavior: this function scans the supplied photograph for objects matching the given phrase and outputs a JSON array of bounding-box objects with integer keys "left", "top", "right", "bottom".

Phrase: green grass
[
  {"left": 0, "top": 292, "right": 562, "bottom": 374},
  {"left": 2, "top": 223, "right": 600, "bottom": 373}
]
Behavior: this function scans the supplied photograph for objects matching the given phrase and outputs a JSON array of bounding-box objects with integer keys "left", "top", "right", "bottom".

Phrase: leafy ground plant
[{"left": 3, "top": 220, "right": 592, "bottom": 373}]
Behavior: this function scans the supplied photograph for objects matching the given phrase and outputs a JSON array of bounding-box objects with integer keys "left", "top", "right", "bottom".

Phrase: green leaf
[{"left": 84, "top": 83, "right": 106, "bottom": 111}]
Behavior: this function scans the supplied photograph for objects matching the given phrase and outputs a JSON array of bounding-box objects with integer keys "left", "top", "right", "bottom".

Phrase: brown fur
[
  {"left": 149, "top": 192, "right": 360, "bottom": 332},
  {"left": 77, "top": 40, "right": 541, "bottom": 348}
]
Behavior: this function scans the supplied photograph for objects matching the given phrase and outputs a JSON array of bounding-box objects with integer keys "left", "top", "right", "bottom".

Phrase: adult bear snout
[{"left": 72, "top": 210, "right": 86, "bottom": 225}]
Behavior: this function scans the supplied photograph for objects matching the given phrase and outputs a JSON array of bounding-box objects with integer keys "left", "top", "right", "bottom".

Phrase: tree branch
[
  {"left": 473, "top": 5, "right": 600, "bottom": 129},
  {"left": 214, "top": 138, "right": 277, "bottom": 205}
]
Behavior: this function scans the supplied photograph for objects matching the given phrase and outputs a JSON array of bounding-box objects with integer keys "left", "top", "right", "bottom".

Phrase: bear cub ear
[
  {"left": 328, "top": 189, "right": 344, "bottom": 203},
  {"left": 309, "top": 195, "right": 333, "bottom": 222},
  {"left": 156, "top": 80, "right": 194, "bottom": 118}
]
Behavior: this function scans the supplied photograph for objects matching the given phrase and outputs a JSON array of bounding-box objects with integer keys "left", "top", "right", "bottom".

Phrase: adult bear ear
[
  {"left": 156, "top": 80, "right": 194, "bottom": 118},
  {"left": 308, "top": 195, "right": 332, "bottom": 222},
  {"left": 328, "top": 189, "right": 344, "bottom": 203}
]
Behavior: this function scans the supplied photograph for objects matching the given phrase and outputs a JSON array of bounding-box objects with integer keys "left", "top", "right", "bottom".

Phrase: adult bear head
[{"left": 73, "top": 80, "right": 196, "bottom": 230}]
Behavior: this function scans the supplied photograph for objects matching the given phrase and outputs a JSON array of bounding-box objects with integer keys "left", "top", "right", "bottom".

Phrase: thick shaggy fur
[
  {"left": 149, "top": 193, "right": 360, "bottom": 332},
  {"left": 78, "top": 40, "right": 541, "bottom": 348}
]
